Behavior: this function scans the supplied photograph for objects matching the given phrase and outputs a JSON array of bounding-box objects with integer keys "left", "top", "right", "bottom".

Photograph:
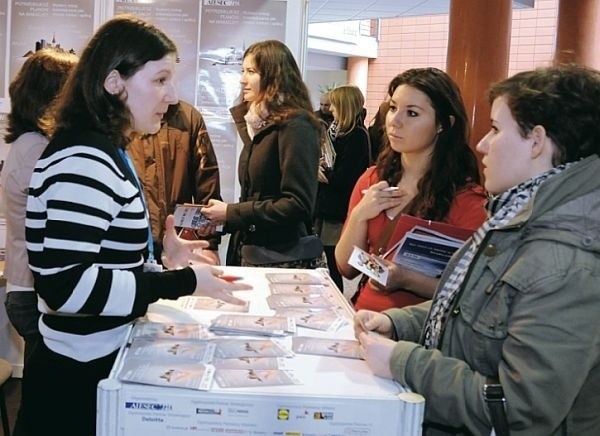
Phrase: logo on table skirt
[
  {"left": 313, "top": 411, "right": 333, "bottom": 420},
  {"left": 196, "top": 408, "right": 222, "bottom": 415},
  {"left": 277, "top": 408, "right": 290, "bottom": 420},
  {"left": 125, "top": 402, "right": 173, "bottom": 411}
]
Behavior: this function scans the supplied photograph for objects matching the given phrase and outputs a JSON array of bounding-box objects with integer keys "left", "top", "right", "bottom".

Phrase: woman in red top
[{"left": 336, "top": 68, "right": 487, "bottom": 312}]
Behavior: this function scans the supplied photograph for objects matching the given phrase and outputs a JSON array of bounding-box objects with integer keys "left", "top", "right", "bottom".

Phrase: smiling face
[
  {"left": 121, "top": 53, "right": 178, "bottom": 135},
  {"left": 240, "top": 54, "right": 261, "bottom": 103},
  {"left": 385, "top": 84, "right": 439, "bottom": 157},
  {"left": 476, "top": 96, "right": 539, "bottom": 195}
]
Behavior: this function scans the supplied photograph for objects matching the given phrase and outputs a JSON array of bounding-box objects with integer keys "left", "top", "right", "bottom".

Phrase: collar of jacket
[{"left": 503, "top": 155, "right": 600, "bottom": 251}]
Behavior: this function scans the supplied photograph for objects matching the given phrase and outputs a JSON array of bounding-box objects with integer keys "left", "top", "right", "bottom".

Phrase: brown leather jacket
[{"left": 127, "top": 101, "right": 222, "bottom": 252}]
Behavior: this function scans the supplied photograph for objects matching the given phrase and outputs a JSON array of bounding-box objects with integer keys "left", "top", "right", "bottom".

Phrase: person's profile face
[
  {"left": 121, "top": 53, "right": 178, "bottom": 135},
  {"left": 320, "top": 97, "right": 331, "bottom": 114},
  {"left": 330, "top": 103, "right": 338, "bottom": 121},
  {"left": 240, "top": 54, "right": 261, "bottom": 103},
  {"left": 476, "top": 96, "right": 536, "bottom": 195},
  {"left": 385, "top": 84, "right": 438, "bottom": 156}
]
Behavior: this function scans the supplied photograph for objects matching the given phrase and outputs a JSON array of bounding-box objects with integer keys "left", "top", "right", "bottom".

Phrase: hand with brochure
[{"left": 348, "top": 215, "right": 475, "bottom": 296}]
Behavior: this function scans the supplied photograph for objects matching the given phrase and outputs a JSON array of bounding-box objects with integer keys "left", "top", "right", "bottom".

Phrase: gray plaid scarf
[{"left": 423, "top": 164, "right": 569, "bottom": 349}]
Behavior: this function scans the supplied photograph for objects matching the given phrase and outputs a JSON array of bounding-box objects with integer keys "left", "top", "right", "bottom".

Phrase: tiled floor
[{"left": 1, "top": 376, "right": 20, "bottom": 436}]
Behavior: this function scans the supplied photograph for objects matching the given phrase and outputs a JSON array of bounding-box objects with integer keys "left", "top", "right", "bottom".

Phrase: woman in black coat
[
  {"left": 202, "top": 40, "right": 323, "bottom": 268},
  {"left": 315, "top": 85, "right": 371, "bottom": 291}
]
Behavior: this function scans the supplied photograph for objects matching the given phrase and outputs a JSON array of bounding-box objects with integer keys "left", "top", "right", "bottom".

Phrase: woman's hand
[
  {"left": 369, "top": 259, "right": 439, "bottom": 299},
  {"left": 358, "top": 331, "right": 396, "bottom": 379},
  {"left": 162, "top": 215, "right": 215, "bottom": 269},
  {"left": 189, "top": 264, "right": 251, "bottom": 305},
  {"left": 201, "top": 199, "right": 228, "bottom": 223},
  {"left": 354, "top": 309, "right": 394, "bottom": 338},
  {"left": 351, "top": 181, "right": 406, "bottom": 223}
]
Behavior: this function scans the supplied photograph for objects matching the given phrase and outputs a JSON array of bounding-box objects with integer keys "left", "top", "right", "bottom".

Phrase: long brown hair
[
  {"left": 241, "top": 39, "right": 319, "bottom": 128},
  {"left": 4, "top": 49, "right": 77, "bottom": 143},
  {"left": 376, "top": 68, "right": 481, "bottom": 221}
]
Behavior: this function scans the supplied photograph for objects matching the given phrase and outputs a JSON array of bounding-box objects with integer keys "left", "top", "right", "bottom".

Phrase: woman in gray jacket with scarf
[{"left": 355, "top": 64, "right": 600, "bottom": 435}]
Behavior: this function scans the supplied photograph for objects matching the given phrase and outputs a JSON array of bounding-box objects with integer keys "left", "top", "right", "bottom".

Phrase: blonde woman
[{"left": 315, "top": 85, "right": 371, "bottom": 291}]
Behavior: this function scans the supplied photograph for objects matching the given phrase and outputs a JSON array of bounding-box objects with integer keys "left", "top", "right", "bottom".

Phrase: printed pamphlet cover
[
  {"left": 348, "top": 245, "right": 389, "bottom": 286},
  {"left": 209, "top": 314, "right": 296, "bottom": 336},
  {"left": 274, "top": 308, "right": 346, "bottom": 331},
  {"left": 266, "top": 294, "right": 334, "bottom": 310},
  {"left": 213, "top": 338, "right": 293, "bottom": 358},
  {"left": 132, "top": 321, "right": 211, "bottom": 340},
  {"left": 292, "top": 336, "right": 362, "bottom": 360},
  {"left": 173, "top": 204, "right": 223, "bottom": 232},
  {"left": 212, "top": 357, "right": 285, "bottom": 370},
  {"left": 265, "top": 272, "right": 327, "bottom": 285},
  {"left": 214, "top": 369, "right": 301, "bottom": 388},
  {"left": 268, "top": 283, "right": 328, "bottom": 295},
  {"left": 179, "top": 296, "right": 250, "bottom": 313},
  {"left": 127, "top": 338, "right": 215, "bottom": 363},
  {"left": 118, "top": 359, "right": 215, "bottom": 390},
  {"left": 173, "top": 204, "right": 211, "bottom": 229},
  {"left": 391, "top": 226, "right": 466, "bottom": 277}
]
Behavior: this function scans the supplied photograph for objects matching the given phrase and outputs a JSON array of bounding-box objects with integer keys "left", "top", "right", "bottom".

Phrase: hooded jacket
[{"left": 384, "top": 155, "right": 600, "bottom": 435}]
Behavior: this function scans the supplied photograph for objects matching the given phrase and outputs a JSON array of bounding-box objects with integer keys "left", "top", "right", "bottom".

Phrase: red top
[{"left": 345, "top": 166, "right": 488, "bottom": 312}]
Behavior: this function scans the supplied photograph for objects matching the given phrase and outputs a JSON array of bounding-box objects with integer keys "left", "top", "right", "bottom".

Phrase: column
[
  {"left": 446, "top": 0, "right": 512, "bottom": 161},
  {"left": 555, "top": 0, "right": 600, "bottom": 69},
  {"left": 347, "top": 57, "right": 369, "bottom": 101}
]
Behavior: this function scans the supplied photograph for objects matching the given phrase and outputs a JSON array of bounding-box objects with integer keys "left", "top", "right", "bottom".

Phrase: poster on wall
[
  {"left": 0, "top": 0, "right": 7, "bottom": 101},
  {"left": 114, "top": 0, "right": 200, "bottom": 106},
  {"left": 8, "top": 1, "right": 95, "bottom": 82},
  {"left": 198, "top": 0, "right": 286, "bottom": 203}
]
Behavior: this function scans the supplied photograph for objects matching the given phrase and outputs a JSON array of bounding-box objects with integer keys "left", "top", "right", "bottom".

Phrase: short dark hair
[
  {"left": 53, "top": 14, "right": 178, "bottom": 146},
  {"left": 4, "top": 49, "right": 77, "bottom": 143},
  {"left": 377, "top": 67, "right": 481, "bottom": 221},
  {"left": 488, "top": 64, "right": 600, "bottom": 165}
]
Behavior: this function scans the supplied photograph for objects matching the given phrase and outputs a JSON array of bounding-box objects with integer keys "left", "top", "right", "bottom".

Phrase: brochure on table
[{"left": 97, "top": 266, "right": 424, "bottom": 436}]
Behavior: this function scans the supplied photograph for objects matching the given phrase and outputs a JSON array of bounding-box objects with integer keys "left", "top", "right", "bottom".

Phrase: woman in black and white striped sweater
[{"left": 23, "top": 15, "right": 249, "bottom": 436}]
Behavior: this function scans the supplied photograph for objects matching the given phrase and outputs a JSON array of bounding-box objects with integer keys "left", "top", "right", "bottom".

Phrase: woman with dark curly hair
[
  {"left": 356, "top": 63, "right": 600, "bottom": 436},
  {"left": 336, "top": 68, "right": 487, "bottom": 312}
]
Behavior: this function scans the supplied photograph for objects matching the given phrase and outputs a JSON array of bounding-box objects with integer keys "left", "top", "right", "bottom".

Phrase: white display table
[{"left": 97, "top": 266, "right": 425, "bottom": 435}]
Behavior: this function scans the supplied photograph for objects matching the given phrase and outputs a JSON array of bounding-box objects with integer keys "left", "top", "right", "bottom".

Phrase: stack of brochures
[
  {"left": 208, "top": 314, "right": 297, "bottom": 337},
  {"left": 391, "top": 225, "right": 466, "bottom": 278},
  {"left": 117, "top": 321, "right": 217, "bottom": 390}
]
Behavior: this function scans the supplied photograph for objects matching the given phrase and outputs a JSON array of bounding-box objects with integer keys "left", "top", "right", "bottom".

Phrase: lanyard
[{"left": 117, "top": 148, "right": 156, "bottom": 263}]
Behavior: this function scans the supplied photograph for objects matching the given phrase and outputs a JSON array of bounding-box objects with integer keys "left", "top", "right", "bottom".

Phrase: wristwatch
[{"left": 483, "top": 382, "right": 510, "bottom": 436}]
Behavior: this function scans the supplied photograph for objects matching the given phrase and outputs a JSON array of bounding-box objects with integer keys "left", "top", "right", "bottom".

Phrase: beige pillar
[
  {"left": 555, "top": 0, "right": 600, "bottom": 69},
  {"left": 446, "top": 0, "right": 512, "bottom": 170},
  {"left": 347, "top": 57, "right": 369, "bottom": 101}
]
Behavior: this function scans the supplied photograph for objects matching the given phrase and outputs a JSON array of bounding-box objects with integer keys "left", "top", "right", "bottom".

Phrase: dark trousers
[
  {"left": 21, "top": 340, "right": 118, "bottom": 436},
  {"left": 324, "top": 245, "right": 344, "bottom": 292},
  {"left": 5, "top": 291, "right": 41, "bottom": 436}
]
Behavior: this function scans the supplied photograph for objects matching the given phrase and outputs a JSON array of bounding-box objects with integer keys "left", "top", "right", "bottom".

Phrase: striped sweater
[{"left": 26, "top": 129, "right": 196, "bottom": 362}]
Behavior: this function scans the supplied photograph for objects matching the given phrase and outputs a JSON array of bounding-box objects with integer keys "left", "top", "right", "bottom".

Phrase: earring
[{"left": 437, "top": 127, "right": 443, "bottom": 134}]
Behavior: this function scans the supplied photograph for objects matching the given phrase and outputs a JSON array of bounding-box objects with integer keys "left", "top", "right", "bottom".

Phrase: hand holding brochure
[
  {"left": 173, "top": 203, "right": 223, "bottom": 232},
  {"left": 348, "top": 245, "right": 389, "bottom": 286}
]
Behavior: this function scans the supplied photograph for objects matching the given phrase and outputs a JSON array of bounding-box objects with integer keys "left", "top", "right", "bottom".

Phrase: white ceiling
[{"left": 308, "top": 0, "right": 535, "bottom": 23}]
